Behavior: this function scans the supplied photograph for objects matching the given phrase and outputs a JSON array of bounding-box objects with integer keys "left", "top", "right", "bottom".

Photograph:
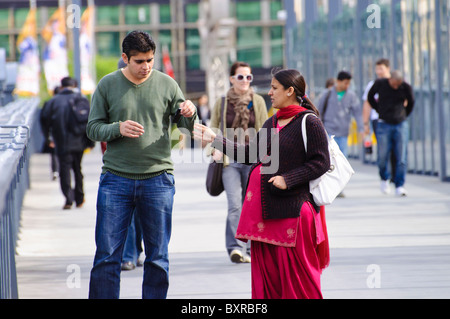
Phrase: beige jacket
[{"left": 209, "top": 93, "right": 268, "bottom": 167}]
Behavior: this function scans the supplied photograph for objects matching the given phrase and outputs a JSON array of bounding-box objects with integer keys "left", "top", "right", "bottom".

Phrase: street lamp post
[
  {"left": 71, "top": 0, "right": 81, "bottom": 86},
  {"left": 198, "top": 0, "right": 236, "bottom": 111}
]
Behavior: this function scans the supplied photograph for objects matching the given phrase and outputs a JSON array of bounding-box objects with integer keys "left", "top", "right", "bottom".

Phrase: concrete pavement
[{"left": 15, "top": 147, "right": 450, "bottom": 299}]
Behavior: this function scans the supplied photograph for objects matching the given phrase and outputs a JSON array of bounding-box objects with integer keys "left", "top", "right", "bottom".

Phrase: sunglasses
[{"left": 232, "top": 74, "right": 254, "bottom": 82}]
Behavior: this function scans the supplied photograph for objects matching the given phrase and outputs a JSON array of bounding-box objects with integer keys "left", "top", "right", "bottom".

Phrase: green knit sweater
[{"left": 87, "top": 69, "right": 197, "bottom": 179}]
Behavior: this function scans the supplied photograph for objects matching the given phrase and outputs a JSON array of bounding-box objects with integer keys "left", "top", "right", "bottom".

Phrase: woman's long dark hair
[{"left": 272, "top": 69, "right": 320, "bottom": 117}]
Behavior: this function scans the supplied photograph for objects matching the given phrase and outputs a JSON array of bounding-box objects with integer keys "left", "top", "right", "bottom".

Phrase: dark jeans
[
  {"left": 88, "top": 171, "right": 175, "bottom": 299},
  {"left": 376, "top": 121, "right": 409, "bottom": 188},
  {"left": 58, "top": 151, "right": 84, "bottom": 206}
]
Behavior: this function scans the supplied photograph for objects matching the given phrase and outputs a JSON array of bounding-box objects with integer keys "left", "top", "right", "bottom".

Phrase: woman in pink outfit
[{"left": 194, "top": 69, "right": 331, "bottom": 299}]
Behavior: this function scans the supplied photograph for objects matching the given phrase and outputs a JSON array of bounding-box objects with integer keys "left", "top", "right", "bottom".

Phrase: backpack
[{"left": 68, "top": 94, "right": 90, "bottom": 136}]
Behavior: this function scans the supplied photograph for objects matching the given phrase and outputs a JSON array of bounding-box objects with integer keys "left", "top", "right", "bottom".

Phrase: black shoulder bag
[{"left": 206, "top": 97, "right": 226, "bottom": 196}]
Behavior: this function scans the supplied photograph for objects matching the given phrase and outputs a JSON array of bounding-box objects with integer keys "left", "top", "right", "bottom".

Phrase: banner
[
  {"left": 162, "top": 45, "right": 175, "bottom": 79},
  {"left": 42, "top": 7, "right": 69, "bottom": 93},
  {"left": 80, "top": 6, "right": 96, "bottom": 95},
  {"left": 14, "top": 8, "right": 40, "bottom": 97}
]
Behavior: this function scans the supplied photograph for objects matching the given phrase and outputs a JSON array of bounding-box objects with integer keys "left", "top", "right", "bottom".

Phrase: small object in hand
[
  {"left": 364, "top": 137, "right": 373, "bottom": 155},
  {"left": 173, "top": 108, "right": 182, "bottom": 123}
]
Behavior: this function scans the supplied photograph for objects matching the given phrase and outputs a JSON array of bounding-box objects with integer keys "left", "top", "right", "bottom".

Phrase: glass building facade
[
  {"left": 0, "top": 0, "right": 286, "bottom": 96},
  {"left": 287, "top": 0, "right": 450, "bottom": 181}
]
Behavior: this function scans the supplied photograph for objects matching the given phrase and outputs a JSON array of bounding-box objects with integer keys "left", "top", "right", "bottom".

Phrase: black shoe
[{"left": 76, "top": 200, "right": 85, "bottom": 208}]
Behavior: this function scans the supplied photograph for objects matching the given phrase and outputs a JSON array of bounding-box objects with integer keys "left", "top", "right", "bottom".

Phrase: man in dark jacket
[
  {"left": 367, "top": 70, "right": 415, "bottom": 197},
  {"left": 41, "top": 77, "right": 92, "bottom": 209}
]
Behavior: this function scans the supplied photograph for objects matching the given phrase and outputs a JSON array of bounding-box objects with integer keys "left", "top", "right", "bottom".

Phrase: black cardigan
[{"left": 212, "top": 111, "right": 330, "bottom": 220}]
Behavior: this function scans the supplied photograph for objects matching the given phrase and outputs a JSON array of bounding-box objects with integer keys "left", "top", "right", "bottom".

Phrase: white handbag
[{"left": 302, "top": 114, "right": 355, "bottom": 206}]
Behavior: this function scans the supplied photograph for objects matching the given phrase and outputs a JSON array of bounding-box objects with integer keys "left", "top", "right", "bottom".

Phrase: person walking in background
[
  {"left": 314, "top": 78, "right": 335, "bottom": 108},
  {"left": 325, "top": 78, "right": 335, "bottom": 90},
  {"left": 209, "top": 61, "right": 268, "bottom": 264},
  {"left": 317, "top": 71, "right": 364, "bottom": 158},
  {"left": 197, "top": 94, "right": 211, "bottom": 127},
  {"left": 40, "top": 77, "right": 92, "bottom": 210},
  {"left": 363, "top": 59, "right": 392, "bottom": 137},
  {"left": 87, "top": 31, "right": 197, "bottom": 299},
  {"left": 362, "top": 58, "right": 396, "bottom": 177},
  {"left": 40, "top": 86, "right": 61, "bottom": 181},
  {"left": 194, "top": 69, "right": 330, "bottom": 299},
  {"left": 367, "top": 70, "right": 415, "bottom": 197}
]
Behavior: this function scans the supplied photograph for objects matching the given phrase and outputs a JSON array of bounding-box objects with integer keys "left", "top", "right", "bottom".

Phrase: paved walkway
[{"left": 15, "top": 147, "right": 450, "bottom": 299}]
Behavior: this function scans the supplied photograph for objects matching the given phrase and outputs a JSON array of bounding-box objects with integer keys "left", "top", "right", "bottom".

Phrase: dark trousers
[{"left": 58, "top": 151, "right": 84, "bottom": 206}]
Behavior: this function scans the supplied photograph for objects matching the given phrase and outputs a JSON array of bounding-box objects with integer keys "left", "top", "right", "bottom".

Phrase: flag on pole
[
  {"left": 42, "top": 6, "right": 69, "bottom": 93},
  {"left": 162, "top": 45, "right": 175, "bottom": 79},
  {"left": 80, "top": 5, "right": 96, "bottom": 95},
  {"left": 14, "top": 7, "right": 40, "bottom": 97}
]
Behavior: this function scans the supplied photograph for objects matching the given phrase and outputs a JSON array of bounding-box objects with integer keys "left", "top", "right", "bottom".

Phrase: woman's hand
[
  {"left": 268, "top": 176, "right": 287, "bottom": 190},
  {"left": 193, "top": 123, "right": 217, "bottom": 144},
  {"left": 212, "top": 150, "right": 223, "bottom": 162}
]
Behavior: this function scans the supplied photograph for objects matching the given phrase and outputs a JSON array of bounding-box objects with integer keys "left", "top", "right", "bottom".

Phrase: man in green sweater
[{"left": 87, "top": 31, "right": 197, "bottom": 299}]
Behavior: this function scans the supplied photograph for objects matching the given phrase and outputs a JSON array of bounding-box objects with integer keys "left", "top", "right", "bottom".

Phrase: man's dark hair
[
  {"left": 337, "top": 71, "right": 352, "bottom": 81},
  {"left": 61, "top": 77, "right": 77, "bottom": 88},
  {"left": 122, "top": 30, "right": 156, "bottom": 60},
  {"left": 376, "top": 58, "right": 390, "bottom": 68}
]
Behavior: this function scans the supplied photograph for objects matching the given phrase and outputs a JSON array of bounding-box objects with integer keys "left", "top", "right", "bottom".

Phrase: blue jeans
[
  {"left": 88, "top": 171, "right": 175, "bottom": 299},
  {"left": 122, "top": 213, "right": 138, "bottom": 265},
  {"left": 222, "top": 162, "right": 251, "bottom": 255},
  {"left": 376, "top": 121, "right": 409, "bottom": 188},
  {"left": 332, "top": 136, "right": 349, "bottom": 158}
]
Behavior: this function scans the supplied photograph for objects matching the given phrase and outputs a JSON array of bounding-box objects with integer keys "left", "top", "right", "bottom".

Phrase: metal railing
[{"left": 0, "top": 98, "right": 41, "bottom": 299}]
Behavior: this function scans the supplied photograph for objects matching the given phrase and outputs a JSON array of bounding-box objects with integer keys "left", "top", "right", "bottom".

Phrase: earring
[{"left": 287, "top": 93, "right": 292, "bottom": 97}]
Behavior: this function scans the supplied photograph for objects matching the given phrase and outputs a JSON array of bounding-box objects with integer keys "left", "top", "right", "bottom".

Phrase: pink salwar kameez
[{"left": 235, "top": 122, "right": 330, "bottom": 299}]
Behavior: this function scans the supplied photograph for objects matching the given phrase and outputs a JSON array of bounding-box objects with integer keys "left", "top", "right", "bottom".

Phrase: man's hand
[
  {"left": 179, "top": 100, "right": 196, "bottom": 118},
  {"left": 120, "top": 120, "right": 145, "bottom": 138},
  {"left": 193, "top": 123, "right": 217, "bottom": 144}
]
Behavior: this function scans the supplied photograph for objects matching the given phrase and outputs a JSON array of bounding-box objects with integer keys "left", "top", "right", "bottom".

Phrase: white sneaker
[
  {"left": 380, "top": 180, "right": 391, "bottom": 194},
  {"left": 395, "top": 187, "right": 408, "bottom": 197},
  {"left": 230, "top": 249, "right": 244, "bottom": 263}
]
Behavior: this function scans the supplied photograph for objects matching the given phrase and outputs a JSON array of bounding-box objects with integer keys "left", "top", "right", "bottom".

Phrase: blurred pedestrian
[
  {"left": 194, "top": 69, "right": 331, "bottom": 299},
  {"left": 363, "top": 59, "right": 391, "bottom": 136},
  {"left": 367, "top": 70, "right": 415, "bottom": 196},
  {"left": 40, "top": 86, "right": 62, "bottom": 181},
  {"left": 87, "top": 30, "right": 197, "bottom": 299},
  {"left": 209, "top": 61, "right": 268, "bottom": 263},
  {"left": 317, "top": 71, "right": 364, "bottom": 158},
  {"left": 197, "top": 94, "right": 210, "bottom": 126},
  {"left": 41, "top": 77, "right": 92, "bottom": 210},
  {"left": 325, "top": 78, "right": 335, "bottom": 89},
  {"left": 362, "top": 58, "right": 396, "bottom": 173}
]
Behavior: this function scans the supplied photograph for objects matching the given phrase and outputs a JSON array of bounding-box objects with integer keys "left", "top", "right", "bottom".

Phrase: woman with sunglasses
[{"left": 209, "top": 61, "right": 268, "bottom": 264}]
